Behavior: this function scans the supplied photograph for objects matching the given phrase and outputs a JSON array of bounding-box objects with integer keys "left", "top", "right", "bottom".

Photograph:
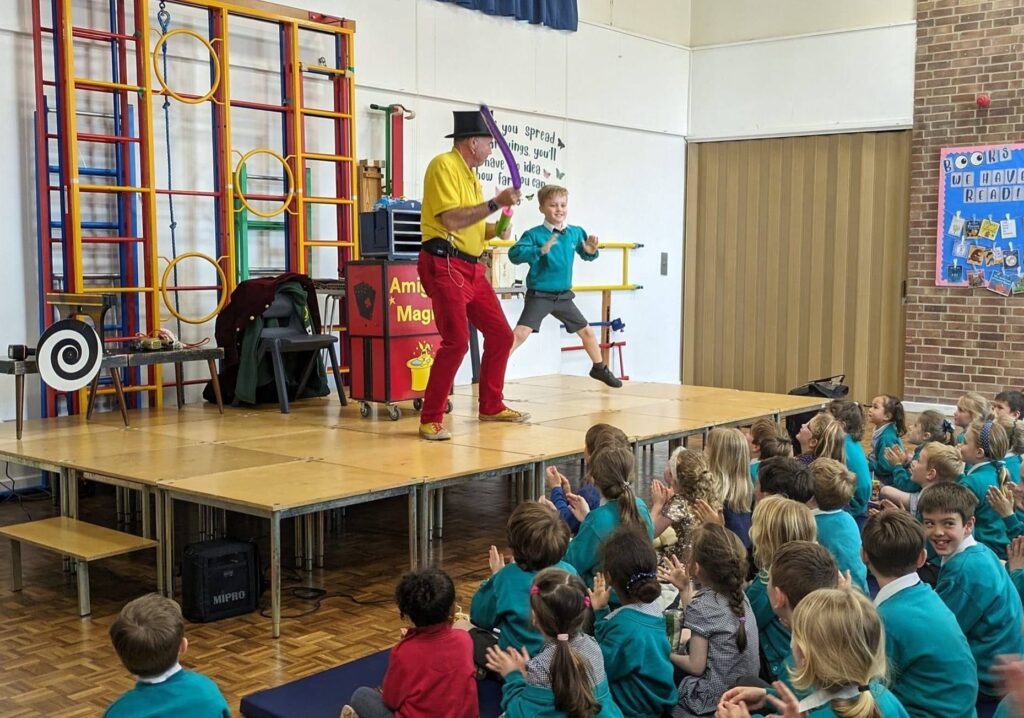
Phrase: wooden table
[{"left": 159, "top": 460, "right": 421, "bottom": 638}]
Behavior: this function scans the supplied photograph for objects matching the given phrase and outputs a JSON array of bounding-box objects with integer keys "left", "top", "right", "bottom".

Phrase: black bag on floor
[{"left": 785, "top": 374, "right": 849, "bottom": 447}]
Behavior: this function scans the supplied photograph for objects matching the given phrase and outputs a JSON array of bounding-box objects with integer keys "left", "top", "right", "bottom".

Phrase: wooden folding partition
[{"left": 682, "top": 131, "right": 911, "bottom": 402}]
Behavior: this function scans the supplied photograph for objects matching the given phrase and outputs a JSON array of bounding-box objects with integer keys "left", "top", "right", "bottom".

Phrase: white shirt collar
[
  {"left": 941, "top": 534, "right": 977, "bottom": 565},
  {"left": 874, "top": 572, "right": 921, "bottom": 606},
  {"left": 798, "top": 685, "right": 863, "bottom": 712},
  {"left": 543, "top": 220, "right": 566, "bottom": 232},
  {"left": 811, "top": 508, "right": 844, "bottom": 516},
  {"left": 966, "top": 461, "right": 991, "bottom": 475},
  {"left": 137, "top": 662, "right": 182, "bottom": 685}
]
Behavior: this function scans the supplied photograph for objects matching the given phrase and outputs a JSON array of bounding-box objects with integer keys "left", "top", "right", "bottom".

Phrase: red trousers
[{"left": 417, "top": 252, "right": 513, "bottom": 423}]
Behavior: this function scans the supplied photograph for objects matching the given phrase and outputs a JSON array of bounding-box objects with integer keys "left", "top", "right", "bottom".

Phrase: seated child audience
[
  {"left": 753, "top": 456, "right": 814, "bottom": 505},
  {"left": 883, "top": 410, "right": 956, "bottom": 494},
  {"left": 746, "top": 496, "right": 817, "bottom": 683},
  {"left": 867, "top": 394, "right": 906, "bottom": 486},
  {"left": 706, "top": 427, "right": 755, "bottom": 547},
  {"left": 747, "top": 418, "right": 793, "bottom": 483},
  {"left": 549, "top": 423, "right": 629, "bottom": 534},
  {"left": 763, "top": 541, "right": 840, "bottom": 692},
  {"left": 919, "top": 482, "right": 1024, "bottom": 701},
  {"left": 590, "top": 529, "right": 677, "bottom": 718},
  {"left": 954, "top": 392, "right": 994, "bottom": 444},
  {"left": 1011, "top": 537, "right": 1024, "bottom": 604},
  {"left": 343, "top": 568, "right": 477, "bottom": 718},
  {"left": 470, "top": 501, "right": 575, "bottom": 661},
  {"left": 959, "top": 418, "right": 1014, "bottom": 558},
  {"left": 828, "top": 399, "right": 872, "bottom": 518},
  {"left": 660, "top": 523, "right": 759, "bottom": 718},
  {"left": 795, "top": 413, "right": 846, "bottom": 466},
  {"left": 995, "top": 412, "right": 1024, "bottom": 484},
  {"left": 808, "top": 458, "right": 869, "bottom": 594},
  {"left": 994, "top": 389, "right": 1024, "bottom": 420},
  {"left": 651, "top": 447, "right": 722, "bottom": 564},
  {"left": 880, "top": 442, "right": 963, "bottom": 514},
  {"left": 104, "top": 593, "right": 231, "bottom": 718},
  {"left": 718, "top": 588, "right": 910, "bottom": 717},
  {"left": 485, "top": 568, "right": 622, "bottom": 718},
  {"left": 564, "top": 445, "right": 654, "bottom": 588},
  {"left": 861, "top": 510, "right": 978, "bottom": 718}
]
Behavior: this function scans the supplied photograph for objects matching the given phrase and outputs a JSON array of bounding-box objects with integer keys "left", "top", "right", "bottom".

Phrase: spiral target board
[{"left": 36, "top": 319, "right": 103, "bottom": 392}]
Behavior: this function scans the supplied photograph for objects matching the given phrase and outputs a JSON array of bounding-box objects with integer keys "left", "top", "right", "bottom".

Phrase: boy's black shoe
[{"left": 589, "top": 363, "right": 622, "bottom": 388}]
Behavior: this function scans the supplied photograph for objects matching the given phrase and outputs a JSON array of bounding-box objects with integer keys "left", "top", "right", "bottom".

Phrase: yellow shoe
[
  {"left": 479, "top": 407, "right": 531, "bottom": 423},
  {"left": 419, "top": 421, "right": 451, "bottom": 441}
]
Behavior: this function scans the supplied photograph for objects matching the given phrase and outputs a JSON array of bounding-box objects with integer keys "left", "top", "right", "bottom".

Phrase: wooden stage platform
[{"left": 0, "top": 375, "right": 826, "bottom": 637}]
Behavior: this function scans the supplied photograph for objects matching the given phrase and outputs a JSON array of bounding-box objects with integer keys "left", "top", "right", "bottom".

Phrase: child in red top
[{"left": 342, "top": 568, "right": 478, "bottom": 718}]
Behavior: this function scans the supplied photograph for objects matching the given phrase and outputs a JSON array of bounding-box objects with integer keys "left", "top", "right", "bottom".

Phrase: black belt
[{"left": 422, "top": 237, "right": 479, "bottom": 264}]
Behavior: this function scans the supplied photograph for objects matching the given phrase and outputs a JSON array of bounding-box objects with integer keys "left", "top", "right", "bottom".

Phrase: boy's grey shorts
[{"left": 515, "top": 290, "right": 589, "bottom": 333}]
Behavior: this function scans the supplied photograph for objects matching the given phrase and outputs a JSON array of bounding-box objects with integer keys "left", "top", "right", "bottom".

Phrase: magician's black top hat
[{"left": 445, "top": 110, "right": 493, "bottom": 139}]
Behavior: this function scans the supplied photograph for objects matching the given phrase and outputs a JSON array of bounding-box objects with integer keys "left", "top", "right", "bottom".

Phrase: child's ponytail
[
  {"left": 833, "top": 690, "right": 882, "bottom": 718},
  {"left": 690, "top": 524, "right": 749, "bottom": 652},
  {"left": 531, "top": 570, "right": 600, "bottom": 718},
  {"left": 973, "top": 419, "right": 1011, "bottom": 490},
  {"left": 590, "top": 446, "right": 643, "bottom": 531},
  {"left": 881, "top": 394, "right": 907, "bottom": 436}
]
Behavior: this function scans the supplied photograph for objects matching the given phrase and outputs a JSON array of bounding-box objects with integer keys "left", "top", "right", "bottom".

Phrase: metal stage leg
[
  {"left": 271, "top": 513, "right": 282, "bottom": 638},
  {"left": 408, "top": 487, "right": 419, "bottom": 569}
]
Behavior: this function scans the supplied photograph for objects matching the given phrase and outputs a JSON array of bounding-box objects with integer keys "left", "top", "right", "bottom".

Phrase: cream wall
[
  {"left": 580, "top": 0, "right": 692, "bottom": 45},
  {"left": 690, "top": 0, "right": 915, "bottom": 46}
]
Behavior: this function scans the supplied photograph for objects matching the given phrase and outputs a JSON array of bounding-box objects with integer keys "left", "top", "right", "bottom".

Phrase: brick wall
[{"left": 906, "top": 0, "right": 1024, "bottom": 403}]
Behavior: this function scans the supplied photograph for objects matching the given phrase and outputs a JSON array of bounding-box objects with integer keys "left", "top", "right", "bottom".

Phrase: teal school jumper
[
  {"left": 755, "top": 683, "right": 909, "bottom": 717},
  {"left": 868, "top": 423, "right": 904, "bottom": 485},
  {"left": 500, "top": 671, "right": 623, "bottom": 718},
  {"left": 845, "top": 434, "right": 873, "bottom": 515},
  {"left": 877, "top": 580, "right": 978, "bottom": 718},
  {"left": 1006, "top": 453, "right": 1022, "bottom": 484},
  {"left": 103, "top": 669, "right": 231, "bottom": 718},
  {"left": 594, "top": 606, "right": 677, "bottom": 718},
  {"left": 936, "top": 542, "right": 1024, "bottom": 697},
  {"left": 813, "top": 511, "right": 869, "bottom": 594},
  {"left": 1013, "top": 567, "right": 1024, "bottom": 604},
  {"left": 994, "top": 698, "right": 1013, "bottom": 718},
  {"left": 470, "top": 560, "right": 578, "bottom": 655},
  {"left": 508, "top": 224, "right": 597, "bottom": 293},
  {"left": 889, "top": 444, "right": 924, "bottom": 494},
  {"left": 563, "top": 498, "right": 654, "bottom": 587},
  {"left": 959, "top": 461, "right": 1010, "bottom": 558},
  {"left": 746, "top": 575, "right": 791, "bottom": 681},
  {"left": 750, "top": 460, "right": 759, "bottom": 484}
]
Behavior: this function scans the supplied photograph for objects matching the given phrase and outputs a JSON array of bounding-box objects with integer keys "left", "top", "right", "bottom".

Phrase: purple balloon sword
[{"left": 479, "top": 104, "right": 521, "bottom": 190}]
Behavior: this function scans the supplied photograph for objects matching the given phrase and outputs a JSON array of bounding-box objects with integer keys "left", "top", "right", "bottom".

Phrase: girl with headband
[{"left": 960, "top": 418, "right": 1013, "bottom": 558}]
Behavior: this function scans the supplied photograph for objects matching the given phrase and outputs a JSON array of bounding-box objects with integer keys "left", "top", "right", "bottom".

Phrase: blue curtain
[{"left": 435, "top": 0, "right": 578, "bottom": 31}]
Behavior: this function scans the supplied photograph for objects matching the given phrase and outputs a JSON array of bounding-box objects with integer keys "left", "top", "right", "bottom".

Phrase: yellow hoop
[
  {"left": 233, "top": 148, "right": 296, "bottom": 218},
  {"left": 160, "top": 252, "right": 228, "bottom": 325},
  {"left": 153, "top": 29, "right": 222, "bottom": 105}
]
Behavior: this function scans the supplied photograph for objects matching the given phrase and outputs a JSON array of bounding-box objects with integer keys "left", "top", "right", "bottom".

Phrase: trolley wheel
[
  {"left": 445, "top": 400, "right": 454, "bottom": 414},
  {"left": 387, "top": 404, "right": 402, "bottom": 421},
  {"left": 359, "top": 402, "right": 370, "bottom": 418},
  {"left": 413, "top": 398, "right": 423, "bottom": 411}
]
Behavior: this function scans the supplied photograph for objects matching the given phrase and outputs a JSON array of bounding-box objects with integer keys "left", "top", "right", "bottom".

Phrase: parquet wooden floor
[{"left": 0, "top": 445, "right": 672, "bottom": 717}]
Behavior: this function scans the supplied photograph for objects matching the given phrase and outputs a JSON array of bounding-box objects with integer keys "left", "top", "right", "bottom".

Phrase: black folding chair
[{"left": 257, "top": 292, "right": 347, "bottom": 413}]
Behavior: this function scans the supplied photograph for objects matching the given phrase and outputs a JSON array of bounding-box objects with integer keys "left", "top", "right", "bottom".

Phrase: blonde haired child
[
  {"left": 706, "top": 427, "right": 755, "bottom": 548},
  {"left": 796, "top": 413, "right": 847, "bottom": 466},
  {"left": 828, "top": 400, "right": 872, "bottom": 518},
  {"left": 563, "top": 445, "right": 654, "bottom": 588},
  {"left": 867, "top": 394, "right": 906, "bottom": 486},
  {"left": 719, "top": 589, "right": 909, "bottom": 717},
  {"left": 960, "top": 418, "right": 1013, "bottom": 558},
  {"left": 808, "top": 458, "right": 869, "bottom": 594},
  {"left": 954, "top": 392, "right": 994, "bottom": 443},
  {"left": 880, "top": 442, "right": 964, "bottom": 514},
  {"left": 884, "top": 410, "right": 957, "bottom": 495},
  {"left": 995, "top": 412, "right": 1024, "bottom": 484},
  {"left": 660, "top": 524, "right": 759, "bottom": 718},
  {"left": 485, "top": 568, "right": 622, "bottom": 718},
  {"left": 650, "top": 447, "right": 722, "bottom": 564},
  {"left": 747, "top": 418, "right": 792, "bottom": 483},
  {"left": 747, "top": 496, "right": 817, "bottom": 683}
]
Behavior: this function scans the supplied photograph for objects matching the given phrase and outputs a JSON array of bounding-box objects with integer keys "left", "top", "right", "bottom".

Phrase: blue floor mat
[{"left": 240, "top": 648, "right": 503, "bottom": 718}]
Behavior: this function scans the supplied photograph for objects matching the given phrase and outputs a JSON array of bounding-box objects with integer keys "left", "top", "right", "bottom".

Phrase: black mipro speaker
[{"left": 181, "top": 539, "right": 260, "bottom": 623}]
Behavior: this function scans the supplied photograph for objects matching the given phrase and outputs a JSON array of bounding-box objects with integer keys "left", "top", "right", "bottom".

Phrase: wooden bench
[{"left": 0, "top": 516, "right": 158, "bottom": 616}]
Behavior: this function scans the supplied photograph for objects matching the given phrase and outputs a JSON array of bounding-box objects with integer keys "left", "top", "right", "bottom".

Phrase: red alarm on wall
[{"left": 977, "top": 94, "right": 992, "bottom": 108}]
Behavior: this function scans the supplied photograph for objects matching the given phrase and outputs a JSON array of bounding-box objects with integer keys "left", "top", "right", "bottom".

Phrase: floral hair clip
[
  {"left": 530, "top": 585, "right": 540, "bottom": 595},
  {"left": 583, "top": 596, "right": 591, "bottom": 607}
]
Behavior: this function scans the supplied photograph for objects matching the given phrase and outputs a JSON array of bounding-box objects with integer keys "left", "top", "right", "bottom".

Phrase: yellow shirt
[{"left": 421, "top": 148, "right": 487, "bottom": 256}]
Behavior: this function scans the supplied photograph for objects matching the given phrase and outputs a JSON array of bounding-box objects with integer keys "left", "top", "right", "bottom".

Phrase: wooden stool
[{"left": 0, "top": 516, "right": 159, "bottom": 616}]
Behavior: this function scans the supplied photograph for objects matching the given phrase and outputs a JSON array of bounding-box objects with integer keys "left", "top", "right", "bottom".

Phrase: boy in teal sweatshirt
[
  {"left": 862, "top": 510, "right": 978, "bottom": 718},
  {"left": 470, "top": 501, "right": 576, "bottom": 658},
  {"left": 508, "top": 184, "right": 620, "bottom": 387},
  {"left": 920, "top": 483, "right": 1024, "bottom": 700},
  {"left": 808, "top": 458, "right": 869, "bottom": 594},
  {"left": 104, "top": 594, "right": 231, "bottom": 718}
]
